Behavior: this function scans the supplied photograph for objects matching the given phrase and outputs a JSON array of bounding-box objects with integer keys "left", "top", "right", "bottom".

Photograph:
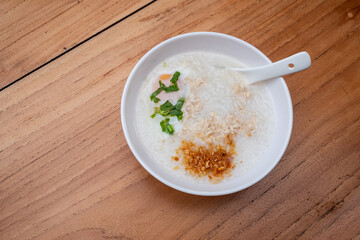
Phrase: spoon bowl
[{"left": 121, "top": 32, "right": 295, "bottom": 196}]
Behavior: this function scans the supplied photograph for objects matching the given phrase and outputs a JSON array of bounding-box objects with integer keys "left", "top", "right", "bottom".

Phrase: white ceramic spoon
[{"left": 232, "top": 51, "right": 311, "bottom": 84}]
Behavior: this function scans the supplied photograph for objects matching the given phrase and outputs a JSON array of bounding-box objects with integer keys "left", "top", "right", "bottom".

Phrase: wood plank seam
[
  {"left": 0, "top": 0, "right": 158, "bottom": 92},
  {"left": 0, "top": 0, "right": 358, "bottom": 239},
  {"left": 0, "top": 3, "right": 78, "bottom": 53}
]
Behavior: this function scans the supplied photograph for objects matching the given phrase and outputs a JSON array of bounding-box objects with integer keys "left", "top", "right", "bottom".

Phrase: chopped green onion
[
  {"left": 150, "top": 72, "right": 181, "bottom": 102},
  {"left": 167, "top": 125, "right": 173, "bottom": 132},
  {"left": 164, "top": 71, "right": 180, "bottom": 93},
  {"left": 170, "top": 71, "right": 180, "bottom": 85},
  {"left": 164, "top": 85, "right": 179, "bottom": 93},
  {"left": 177, "top": 112, "right": 183, "bottom": 121},
  {"left": 150, "top": 81, "right": 166, "bottom": 102},
  {"left": 150, "top": 98, "right": 186, "bottom": 123},
  {"left": 159, "top": 81, "right": 166, "bottom": 88},
  {"left": 160, "top": 118, "right": 174, "bottom": 135},
  {"left": 160, "top": 118, "right": 168, "bottom": 131},
  {"left": 158, "top": 110, "right": 169, "bottom": 116},
  {"left": 169, "top": 109, "right": 181, "bottom": 116},
  {"left": 148, "top": 71, "right": 185, "bottom": 135},
  {"left": 160, "top": 100, "right": 174, "bottom": 111},
  {"left": 175, "top": 97, "right": 185, "bottom": 110},
  {"left": 150, "top": 107, "right": 159, "bottom": 118}
]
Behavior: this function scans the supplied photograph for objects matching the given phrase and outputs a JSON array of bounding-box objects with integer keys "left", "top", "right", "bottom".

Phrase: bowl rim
[{"left": 121, "top": 32, "right": 293, "bottom": 196}]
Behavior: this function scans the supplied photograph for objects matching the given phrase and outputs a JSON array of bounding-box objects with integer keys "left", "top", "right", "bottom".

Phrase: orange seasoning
[
  {"left": 159, "top": 74, "right": 172, "bottom": 80},
  {"left": 174, "top": 134, "right": 237, "bottom": 182},
  {"left": 171, "top": 156, "right": 179, "bottom": 161}
]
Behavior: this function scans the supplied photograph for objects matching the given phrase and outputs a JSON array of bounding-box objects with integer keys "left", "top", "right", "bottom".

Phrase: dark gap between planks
[{"left": 0, "top": 0, "right": 158, "bottom": 92}]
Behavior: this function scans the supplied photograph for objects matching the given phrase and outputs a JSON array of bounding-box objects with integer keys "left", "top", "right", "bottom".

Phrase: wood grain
[
  {"left": 0, "top": 0, "right": 153, "bottom": 89},
  {"left": 0, "top": 0, "right": 359, "bottom": 239}
]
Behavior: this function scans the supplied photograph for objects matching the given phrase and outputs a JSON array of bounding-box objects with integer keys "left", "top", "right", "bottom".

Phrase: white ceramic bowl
[{"left": 121, "top": 32, "right": 293, "bottom": 196}]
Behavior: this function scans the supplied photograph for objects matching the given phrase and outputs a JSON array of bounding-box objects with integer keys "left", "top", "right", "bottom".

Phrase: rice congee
[{"left": 136, "top": 51, "right": 275, "bottom": 183}]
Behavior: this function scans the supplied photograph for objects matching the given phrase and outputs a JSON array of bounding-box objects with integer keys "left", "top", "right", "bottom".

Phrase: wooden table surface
[{"left": 1, "top": 0, "right": 359, "bottom": 239}]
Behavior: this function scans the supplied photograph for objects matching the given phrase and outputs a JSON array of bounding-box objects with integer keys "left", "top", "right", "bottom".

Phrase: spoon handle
[{"left": 234, "top": 52, "right": 311, "bottom": 84}]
